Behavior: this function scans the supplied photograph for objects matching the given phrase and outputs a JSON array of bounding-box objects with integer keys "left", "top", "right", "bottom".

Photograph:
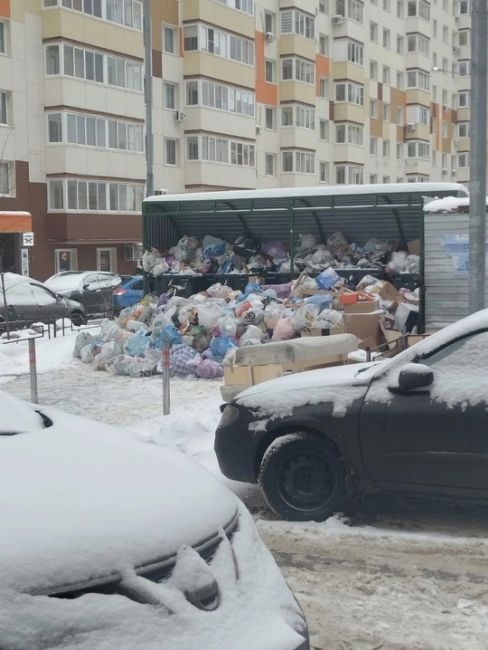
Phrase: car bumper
[{"left": 215, "top": 406, "right": 263, "bottom": 484}]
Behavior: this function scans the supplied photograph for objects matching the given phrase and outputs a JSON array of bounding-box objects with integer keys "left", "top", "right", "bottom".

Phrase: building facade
[{"left": 0, "top": 0, "right": 476, "bottom": 278}]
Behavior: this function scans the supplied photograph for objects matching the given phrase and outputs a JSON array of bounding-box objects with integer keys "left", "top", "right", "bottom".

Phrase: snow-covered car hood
[
  {"left": 236, "top": 361, "right": 384, "bottom": 420},
  {"left": 0, "top": 393, "right": 237, "bottom": 595}
]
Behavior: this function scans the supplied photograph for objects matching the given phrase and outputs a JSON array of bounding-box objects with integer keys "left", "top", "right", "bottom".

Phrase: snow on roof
[
  {"left": 424, "top": 196, "right": 488, "bottom": 213},
  {"left": 145, "top": 183, "right": 468, "bottom": 204}
]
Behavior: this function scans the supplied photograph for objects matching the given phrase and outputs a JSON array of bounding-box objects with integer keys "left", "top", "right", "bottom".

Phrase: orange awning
[{"left": 0, "top": 211, "right": 32, "bottom": 233}]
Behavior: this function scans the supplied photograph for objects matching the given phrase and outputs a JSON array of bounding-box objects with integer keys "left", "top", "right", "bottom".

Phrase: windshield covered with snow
[
  {"left": 0, "top": 391, "right": 45, "bottom": 434},
  {"left": 45, "top": 273, "right": 86, "bottom": 292}
]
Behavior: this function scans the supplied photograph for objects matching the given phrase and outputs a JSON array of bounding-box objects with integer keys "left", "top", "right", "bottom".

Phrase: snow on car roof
[
  {"left": 0, "top": 391, "right": 44, "bottom": 434},
  {"left": 145, "top": 182, "right": 467, "bottom": 204},
  {"left": 424, "top": 196, "right": 488, "bottom": 213}
]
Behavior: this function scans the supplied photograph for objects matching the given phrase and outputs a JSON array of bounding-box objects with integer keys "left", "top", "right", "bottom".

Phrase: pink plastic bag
[{"left": 271, "top": 317, "right": 296, "bottom": 342}]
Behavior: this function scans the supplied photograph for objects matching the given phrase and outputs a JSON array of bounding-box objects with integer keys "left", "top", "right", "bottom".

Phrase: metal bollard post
[
  {"left": 28, "top": 338, "right": 39, "bottom": 404},
  {"left": 162, "top": 342, "right": 170, "bottom": 415}
]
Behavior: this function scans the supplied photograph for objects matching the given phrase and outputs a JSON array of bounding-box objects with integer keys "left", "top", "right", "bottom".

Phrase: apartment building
[{"left": 0, "top": 0, "right": 476, "bottom": 278}]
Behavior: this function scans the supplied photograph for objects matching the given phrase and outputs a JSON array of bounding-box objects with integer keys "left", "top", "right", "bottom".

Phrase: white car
[{"left": 0, "top": 390, "right": 308, "bottom": 650}]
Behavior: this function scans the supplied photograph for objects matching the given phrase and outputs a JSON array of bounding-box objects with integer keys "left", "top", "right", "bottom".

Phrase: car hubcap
[{"left": 279, "top": 452, "right": 335, "bottom": 511}]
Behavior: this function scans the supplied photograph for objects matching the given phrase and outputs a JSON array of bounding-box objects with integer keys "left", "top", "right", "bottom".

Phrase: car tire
[
  {"left": 70, "top": 311, "right": 86, "bottom": 327},
  {"left": 258, "top": 432, "right": 346, "bottom": 522}
]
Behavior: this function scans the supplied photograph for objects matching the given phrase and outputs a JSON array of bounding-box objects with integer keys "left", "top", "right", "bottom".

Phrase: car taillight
[{"left": 113, "top": 288, "right": 127, "bottom": 295}]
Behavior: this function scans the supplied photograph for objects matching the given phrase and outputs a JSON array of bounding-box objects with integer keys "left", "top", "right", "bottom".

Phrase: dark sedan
[
  {"left": 215, "top": 310, "right": 488, "bottom": 521},
  {"left": 0, "top": 273, "right": 86, "bottom": 331},
  {"left": 45, "top": 271, "right": 121, "bottom": 317}
]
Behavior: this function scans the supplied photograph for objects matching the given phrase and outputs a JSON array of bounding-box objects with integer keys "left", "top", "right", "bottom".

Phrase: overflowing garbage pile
[
  {"left": 73, "top": 261, "right": 421, "bottom": 379},
  {"left": 142, "top": 232, "right": 420, "bottom": 276}
]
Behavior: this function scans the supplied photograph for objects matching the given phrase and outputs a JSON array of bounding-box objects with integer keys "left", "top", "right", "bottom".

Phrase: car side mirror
[
  {"left": 82, "top": 283, "right": 90, "bottom": 291},
  {"left": 56, "top": 293, "right": 63, "bottom": 302},
  {"left": 389, "top": 363, "right": 434, "bottom": 394}
]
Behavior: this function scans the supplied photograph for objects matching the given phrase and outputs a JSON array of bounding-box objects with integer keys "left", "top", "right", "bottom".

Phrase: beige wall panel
[
  {"left": 333, "top": 104, "right": 364, "bottom": 123},
  {"left": 45, "top": 146, "right": 145, "bottom": 179},
  {"left": 185, "top": 109, "right": 256, "bottom": 140},
  {"left": 279, "top": 128, "right": 317, "bottom": 150},
  {"left": 182, "top": 0, "right": 254, "bottom": 38},
  {"left": 279, "top": 81, "right": 315, "bottom": 104},
  {"left": 457, "top": 108, "right": 470, "bottom": 122},
  {"left": 183, "top": 52, "right": 255, "bottom": 88},
  {"left": 405, "top": 124, "right": 430, "bottom": 140},
  {"left": 333, "top": 144, "right": 365, "bottom": 165},
  {"left": 279, "top": 173, "right": 317, "bottom": 188},
  {"left": 369, "top": 118, "right": 383, "bottom": 138},
  {"left": 332, "top": 62, "right": 365, "bottom": 85},
  {"left": 11, "top": 0, "right": 41, "bottom": 20},
  {"left": 457, "top": 136, "right": 470, "bottom": 151},
  {"left": 184, "top": 162, "right": 256, "bottom": 189},
  {"left": 405, "top": 89, "right": 431, "bottom": 106},
  {"left": 279, "top": 35, "right": 315, "bottom": 60},
  {"left": 42, "top": 10, "right": 143, "bottom": 59}
]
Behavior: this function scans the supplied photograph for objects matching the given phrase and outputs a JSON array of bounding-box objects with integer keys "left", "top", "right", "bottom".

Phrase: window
[
  {"left": 281, "top": 150, "right": 315, "bottom": 173},
  {"left": 397, "top": 1, "right": 404, "bottom": 17},
  {"left": 347, "top": 40, "right": 363, "bottom": 65},
  {"left": 265, "top": 59, "right": 275, "bottom": 82},
  {"left": 335, "top": 122, "right": 363, "bottom": 145},
  {"left": 0, "top": 161, "right": 11, "bottom": 195},
  {"left": 54, "top": 249, "right": 77, "bottom": 273},
  {"left": 47, "top": 113, "right": 63, "bottom": 142},
  {"left": 46, "top": 44, "right": 60, "bottom": 74},
  {"left": 48, "top": 180, "right": 64, "bottom": 209},
  {"left": 382, "top": 28, "right": 390, "bottom": 49},
  {"left": 187, "top": 79, "right": 254, "bottom": 116},
  {"left": 335, "top": 81, "right": 364, "bottom": 105},
  {"left": 396, "top": 36, "right": 404, "bottom": 54},
  {"left": 183, "top": 24, "right": 254, "bottom": 66},
  {"left": 164, "top": 83, "right": 176, "bottom": 109},
  {"left": 97, "top": 248, "right": 116, "bottom": 272},
  {"left": 107, "top": 55, "right": 142, "bottom": 90},
  {"left": 281, "top": 106, "right": 293, "bottom": 126},
  {"left": 319, "top": 0, "right": 329, "bottom": 13},
  {"left": 383, "top": 0, "right": 390, "bottom": 9},
  {"left": 46, "top": 0, "right": 106, "bottom": 20},
  {"left": 187, "top": 136, "right": 199, "bottom": 160},
  {"left": 319, "top": 161, "right": 329, "bottom": 183},
  {"left": 265, "top": 107, "right": 275, "bottom": 129},
  {"left": 406, "top": 68, "right": 430, "bottom": 90},
  {"left": 264, "top": 11, "right": 274, "bottom": 34},
  {"left": 0, "top": 21, "right": 7, "bottom": 55},
  {"left": 164, "top": 138, "right": 178, "bottom": 165},
  {"left": 320, "top": 119, "right": 329, "bottom": 140},
  {"left": 281, "top": 57, "right": 315, "bottom": 84},
  {"left": 335, "top": 164, "right": 363, "bottom": 184},
  {"left": 407, "top": 32, "right": 430, "bottom": 56},
  {"left": 458, "top": 29, "right": 470, "bottom": 46},
  {"left": 346, "top": 0, "right": 364, "bottom": 23},
  {"left": 369, "top": 60, "right": 378, "bottom": 80},
  {"left": 0, "top": 90, "right": 9, "bottom": 124},
  {"left": 230, "top": 141, "right": 256, "bottom": 167},
  {"left": 46, "top": 44, "right": 109, "bottom": 85},
  {"left": 458, "top": 122, "right": 470, "bottom": 137},
  {"left": 458, "top": 60, "right": 470, "bottom": 76},
  {"left": 319, "top": 34, "right": 329, "bottom": 55},
  {"left": 370, "top": 99, "right": 377, "bottom": 117},
  {"left": 382, "top": 66, "right": 390, "bottom": 85},
  {"left": 163, "top": 25, "right": 176, "bottom": 54},
  {"left": 370, "top": 137, "right": 378, "bottom": 155},
  {"left": 406, "top": 104, "right": 430, "bottom": 125},
  {"left": 396, "top": 71, "right": 404, "bottom": 89},
  {"left": 458, "top": 152, "right": 470, "bottom": 167},
  {"left": 396, "top": 107, "right": 404, "bottom": 125},
  {"left": 370, "top": 21, "right": 378, "bottom": 42},
  {"left": 186, "top": 80, "right": 198, "bottom": 105},
  {"left": 442, "top": 26, "right": 448, "bottom": 43},
  {"left": 382, "top": 102, "right": 390, "bottom": 121},
  {"left": 106, "top": 0, "right": 142, "bottom": 29},
  {"left": 458, "top": 90, "right": 470, "bottom": 107},
  {"left": 407, "top": 0, "right": 430, "bottom": 19},
  {"left": 319, "top": 78, "right": 328, "bottom": 98},
  {"left": 458, "top": 0, "right": 472, "bottom": 14},
  {"left": 265, "top": 153, "right": 276, "bottom": 176},
  {"left": 396, "top": 143, "right": 403, "bottom": 159},
  {"left": 215, "top": 0, "right": 254, "bottom": 15},
  {"left": 369, "top": 174, "right": 378, "bottom": 184},
  {"left": 185, "top": 135, "right": 255, "bottom": 167},
  {"left": 406, "top": 139, "right": 430, "bottom": 159},
  {"left": 49, "top": 178, "right": 143, "bottom": 211},
  {"left": 382, "top": 139, "right": 390, "bottom": 157},
  {"left": 281, "top": 104, "right": 314, "bottom": 129},
  {"left": 280, "top": 9, "right": 315, "bottom": 39}
]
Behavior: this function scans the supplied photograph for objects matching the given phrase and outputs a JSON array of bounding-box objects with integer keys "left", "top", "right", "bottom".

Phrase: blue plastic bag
[
  {"left": 151, "top": 324, "right": 182, "bottom": 349},
  {"left": 316, "top": 268, "right": 340, "bottom": 290},
  {"left": 209, "top": 335, "right": 237, "bottom": 361},
  {"left": 125, "top": 330, "right": 150, "bottom": 357}
]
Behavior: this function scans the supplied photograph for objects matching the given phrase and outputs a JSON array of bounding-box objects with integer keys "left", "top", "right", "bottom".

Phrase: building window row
[
  {"left": 335, "top": 122, "right": 364, "bottom": 145},
  {"left": 43, "top": 0, "right": 142, "bottom": 30},
  {"left": 215, "top": 0, "right": 254, "bottom": 16},
  {"left": 0, "top": 90, "right": 8, "bottom": 124},
  {"left": 282, "top": 150, "right": 315, "bottom": 174},
  {"left": 281, "top": 103, "right": 315, "bottom": 130},
  {"left": 183, "top": 24, "right": 254, "bottom": 66},
  {"left": 335, "top": 81, "right": 364, "bottom": 106},
  {"left": 335, "top": 0, "right": 364, "bottom": 24},
  {"left": 48, "top": 177, "right": 144, "bottom": 212},
  {"left": 0, "top": 21, "right": 6, "bottom": 55},
  {"left": 406, "top": 68, "right": 430, "bottom": 91},
  {"left": 45, "top": 43, "right": 143, "bottom": 91},
  {"left": 280, "top": 9, "right": 314, "bottom": 39},
  {"left": 335, "top": 164, "right": 363, "bottom": 185},
  {"left": 0, "top": 161, "right": 13, "bottom": 195},
  {"left": 186, "top": 135, "right": 255, "bottom": 167},
  {"left": 47, "top": 111, "right": 144, "bottom": 152},
  {"left": 406, "top": 139, "right": 430, "bottom": 160},
  {"left": 406, "top": 104, "right": 430, "bottom": 126},
  {"left": 185, "top": 79, "right": 255, "bottom": 117},
  {"left": 407, "top": 32, "right": 430, "bottom": 56},
  {"left": 281, "top": 57, "right": 314, "bottom": 84},
  {"left": 406, "top": 0, "right": 430, "bottom": 20}
]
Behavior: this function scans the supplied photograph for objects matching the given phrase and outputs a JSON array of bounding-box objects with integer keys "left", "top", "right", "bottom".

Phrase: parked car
[
  {"left": 45, "top": 271, "right": 121, "bottom": 317},
  {"left": 0, "top": 390, "right": 308, "bottom": 649},
  {"left": 215, "top": 309, "right": 488, "bottom": 522},
  {"left": 112, "top": 275, "right": 144, "bottom": 314},
  {"left": 0, "top": 272, "right": 86, "bottom": 331}
]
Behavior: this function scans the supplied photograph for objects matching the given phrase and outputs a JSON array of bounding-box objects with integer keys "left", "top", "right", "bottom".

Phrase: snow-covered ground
[{"left": 2, "top": 328, "right": 488, "bottom": 650}]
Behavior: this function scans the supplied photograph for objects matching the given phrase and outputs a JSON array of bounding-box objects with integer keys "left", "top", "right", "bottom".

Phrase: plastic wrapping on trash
[
  {"left": 151, "top": 324, "right": 182, "bottom": 349},
  {"left": 93, "top": 341, "right": 120, "bottom": 371},
  {"left": 80, "top": 343, "right": 100, "bottom": 364},
  {"left": 316, "top": 268, "right": 341, "bottom": 290},
  {"left": 238, "top": 307, "right": 264, "bottom": 326},
  {"left": 314, "top": 309, "right": 344, "bottom": 330},
  {"left": 291, "top": 303, "right": 319, "bottom": 333},
  {"left": 203, "top": 235, "right": 226, "bottom": 260},
  {"left": 405, "top": 254, "right": 420, "bottom": 274},
  {"left": 217, "top": 315, "right": 237, "bottom": 337},
  {"left": 297, "top": 233, "right": 317, "bottom": 256},
  {"left": 163, "top": 344, "right": 199, "bottom": 377},
  {"left": 124, "top": 330, "right": 151, "bottom": 357},
  {"left": 207, "top": 283, "right": 233, "bottom": 300},
  {"left": 239, "top": 325, "right": 265, "bottom": 347},
  {"left": 327, "top": 232, "right": 351, "bottom": 259},
  {"left": 209, "top": 335, "right": 237, "bottom": 361},
  {"left": 264, "top": 303, "right": 285, "bottom": 330},
  {"left": 197, "top": 302, "right": 224, "bottom": 329},
  {"left": 174, "top": 235, "right": 199, "bottom": 262},
  {"left": 271, "top": 317, "right": 296, "bottom": 342},
  {"left": 194, "top": 358, "right": 224, "bottom": 379},
  {"left": 142, "top": 248, "right": 159, "bottom": 273},
  {"left": 73, "top": 331, "right": 97, "bottom": 358},
  {"left": 262, "top": 240, "right": 287, "bottom": 263}
]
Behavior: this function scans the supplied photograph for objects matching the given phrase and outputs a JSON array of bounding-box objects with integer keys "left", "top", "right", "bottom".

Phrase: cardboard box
[
  {"left": 343, "top": 312, "right": 381, "bottom": 347},
  {"left": 301, "top": 324, "right": 346, "bottom": 336},
  {"left": 224, "top": 364, "right": 283, "bottom": 388},
  {"left": 407, "top": 239, "right": 421, "bottom": 256},
  {"left": 343, "top": 299, "right": 379, "bottom": 314}
]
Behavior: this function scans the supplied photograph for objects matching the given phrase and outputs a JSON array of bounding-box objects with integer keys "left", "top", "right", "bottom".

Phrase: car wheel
[
  {"left": 258, "top": 432, "right": 346, "bottom": 522},
  {"left": 70, "top": 311, "right": 86, "bottom": 327}
]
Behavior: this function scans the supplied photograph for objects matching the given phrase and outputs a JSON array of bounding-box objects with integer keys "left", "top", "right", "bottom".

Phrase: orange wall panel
[
  {"left": 0, "top": 0, "right": 10, "bottom": 18},
  {"left": 315, "top": 54, "right": 330, "bottom": 96},
  {"left": 255, "top": 31, "right": 277, "bottom": 106}
]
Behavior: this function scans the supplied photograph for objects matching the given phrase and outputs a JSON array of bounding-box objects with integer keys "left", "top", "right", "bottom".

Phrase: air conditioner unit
[
  {"left": 265, "top": 31, "right": 274, "bottom": 42},
  {"left": 255, "top": 124, "right": 262, "bottom": 135},
  {"left": 332, "top": 15, "right": 344, "bottom": 25},
  {"left": 451, "top": 169, "right": 457, "bottom": 176},
  {"left": 175, "top": 110, "right": 187, "bottom": 122},
  {"left": 407, "top": 122, "right": 416, "bottom": 131},
  {"left": 124, "top": 243, "right": 143, "bottom": 262},
  {"left": 442, "top": 167, "right": 448, "bottom": 175},
  {"left": 452, "top": 46, "right": 460, "bottom": 54}
]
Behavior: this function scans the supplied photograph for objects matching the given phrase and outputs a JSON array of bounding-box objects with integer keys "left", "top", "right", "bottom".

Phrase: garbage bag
[
  {"left": 209, "top": 335, "right": 237, "bottom": 361},
  {"left": 262, "top": 240, "right": 287, "bottom": 262},
  {"left": 239, "top": 325, "right": 264, "bottom": 347},
  {"left": 107, "top": 354, "right": 134, "bottom": 376},
  {"left": 125, "top": 330, "right": 151, "bottom": 357},
  {"left": 93, "top": 341, "right": 119, "bottom": 371},
  {"left": 264, "top": 303, "right": 284, "bottom": 330},
  {"left": 207, "top": 283, "right": 233, "bottom": 300},
  {"left": 174, "top": 235, "right": 199, "bottom": 262},
  {"left": 238, "top": 307, "right": 264, "bottom": 326},
  {"left": 291, "top": 304, "right": 319, "bottom": 333},
  {"left": 271, "top": 317, "right": 296, "bottom": 342},
  {"left": 217, "top": 315, "right": 237, "bottom": 337},
  {"left": 166, "top": 344, "right": 198, "bottom": 377},
  {"left": 316, "top": 268, "right": 340, "bottom": 290},
  {"left": 73, "top": 331, "right": 97, "bottom": 358},
  {"left": 80, "top": 343, "right": 99, "bottom": 364},
  {"left": 142, "top": 248, "right": 160, "bottom": 273},
  {"left": 151, "top": 324, "right": 182, "bottom": 349},
  {"left": 297, "top": 233, "right": 317, "bottom": 255},
  {"left": 203, "top": 235, "right": 226, "bottom": 260},
  {"left": 197, "top": 302, "right": 224, "bottom": 329},
  {"left": 194, "top": 358, "right": 224, "bottom": 379},
  {"left": 128, "top": 356, "right": 157, "bottom": 377},
  {"left": 188, "top": 325, "right": 212, "bottom": 353}
]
